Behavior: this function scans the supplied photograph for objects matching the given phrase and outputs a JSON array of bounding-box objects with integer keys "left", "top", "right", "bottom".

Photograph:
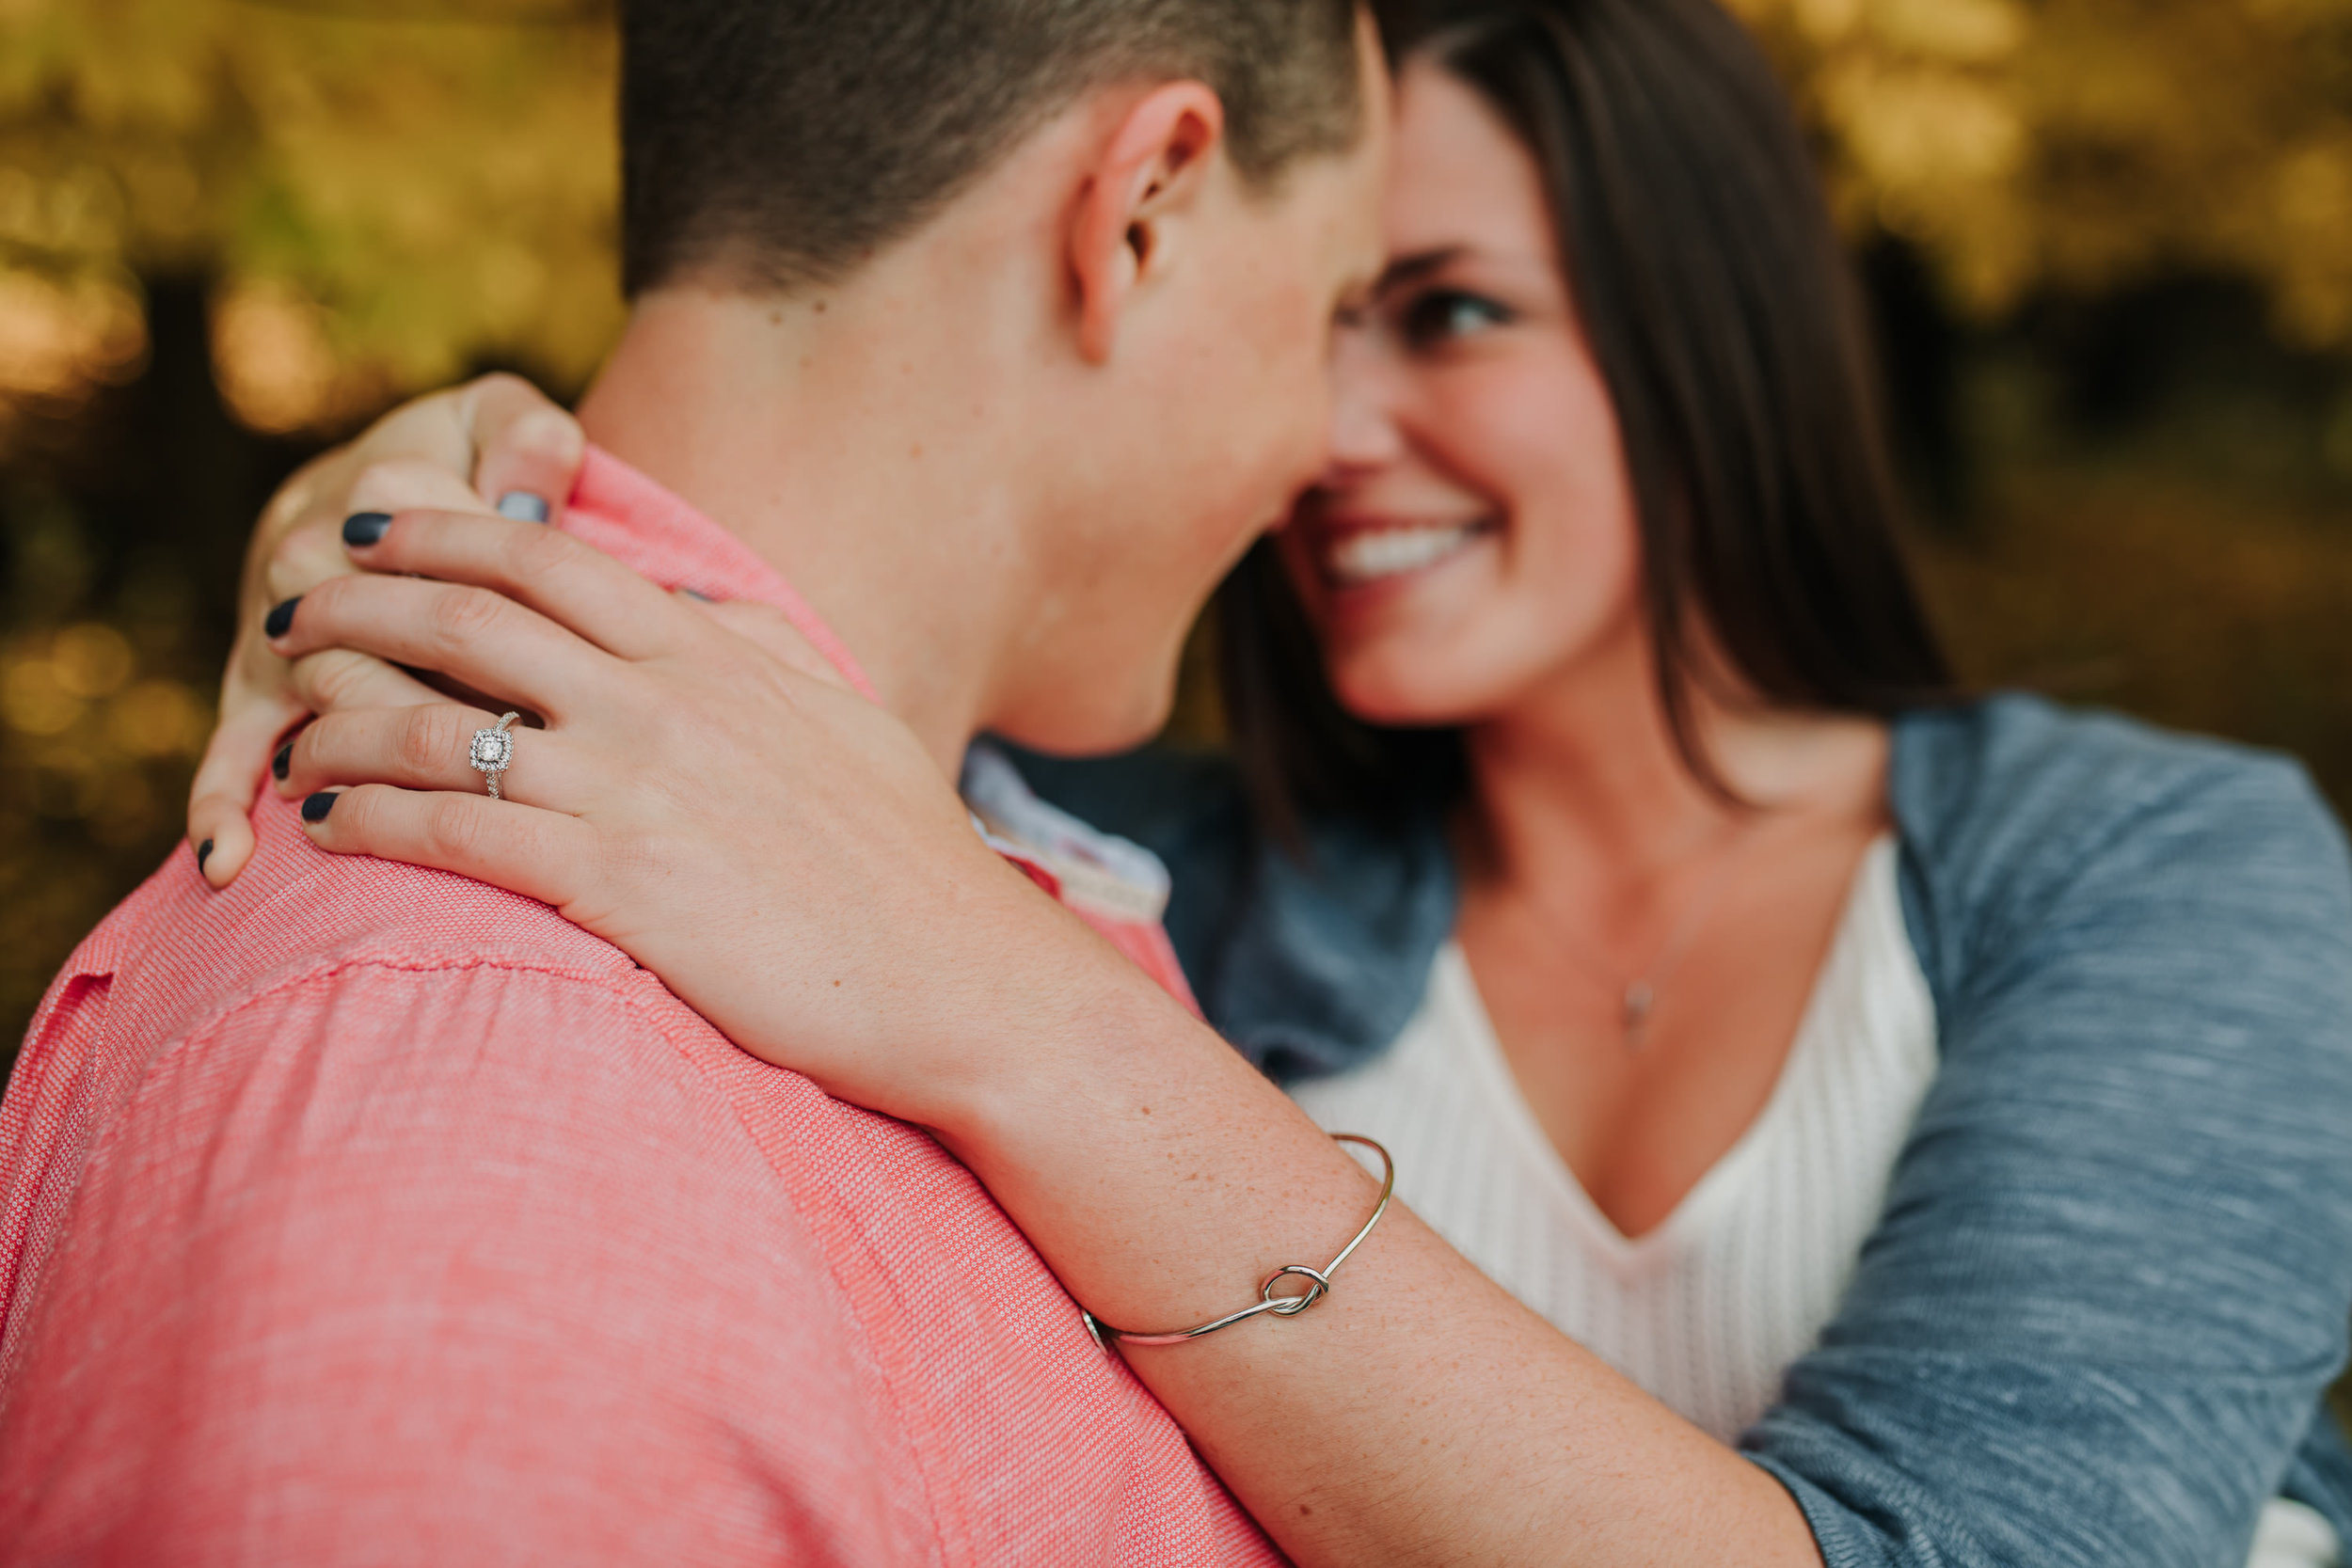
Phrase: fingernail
[
  {"left": 264, "top": 596, "right": 301, "bottom": 639},
  {"left": 197, "top": 839, "right": 214, "bottom": 873},
  {"left": 272, "top": 742, "right": 292, "bottom": 782},
  {"left": 301, "top": 792, "right": 337, "bottom": 823},
  {"left": 497, "top": 491, "right": 551, "bottom": 523},
  {"left": 342, "top": 511, "right": 391, "bottom": 546}
]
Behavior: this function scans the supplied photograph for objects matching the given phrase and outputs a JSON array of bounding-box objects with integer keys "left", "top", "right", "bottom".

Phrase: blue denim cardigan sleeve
[
  {"left": 1751, "top": 697, "right": 2352, "bottom": 1566},
  {"left": 1011, "top": 691, "right": 2352, "bottom": 1566}
]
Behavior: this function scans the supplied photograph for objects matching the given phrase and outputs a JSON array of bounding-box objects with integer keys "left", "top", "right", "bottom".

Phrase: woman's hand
[
  {"left": 187, "top": 374, "right": 586, "bottom": 889},
  {"left": 263, "top": 507, "right": 1146, "bottom": 1132}
]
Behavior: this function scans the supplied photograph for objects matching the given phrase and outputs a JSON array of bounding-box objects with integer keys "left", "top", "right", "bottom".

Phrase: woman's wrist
[
  {"left": 915, "top": 900, "right": 1207, "bottom": 1151},
  {"left": 922, "top": 938, "right": 1394, "bottom": 1335}
]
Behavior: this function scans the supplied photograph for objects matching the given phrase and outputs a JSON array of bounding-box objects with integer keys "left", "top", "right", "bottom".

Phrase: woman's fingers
[
  {"left": 286, "top": 647, "right": 447, "bottom": 716},
  {"left": 187, "top": 374, "right": 580, "bottom": 893},
  {"left": 186, "top": 663, "right": 308, "bottom": 888},
  {"left": 266, "top": 572, "right": 615, "bottom": 721},
  {"left": 277, "top": 703, "right": 574, "bottom": 810},
  {"left": 460, "top": 374, "right": 584, "bottom": 526},
  {"left": 322, "top": 372, "right": 558, "bottom": 530},
  {"left": 257, "top": 485, "right": 371, "bottom": 608},
  {"left": 678, "top": 593, "right": 853, "bottom": 690},
  {"left": 296, "top": 784, "right": 595, "bottom": 911},
  {"left": 341, "top": 456, "right": 487, "bottom": 535},
  {"left": 258, "top": 374, "right": 529, "bottom": 610},
  {"left": 347, "top": 509, "right": 692, "bottom": 662}
]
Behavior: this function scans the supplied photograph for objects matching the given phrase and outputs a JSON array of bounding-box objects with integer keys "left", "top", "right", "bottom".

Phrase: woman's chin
[{"left": 1326, "top": 657, "right": 1493, "bottom": 731}]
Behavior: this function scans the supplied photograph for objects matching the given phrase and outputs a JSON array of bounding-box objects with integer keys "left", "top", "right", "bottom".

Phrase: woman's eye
[{"left": 1398, "top": 291, "right": 1512, "bottom": 348}]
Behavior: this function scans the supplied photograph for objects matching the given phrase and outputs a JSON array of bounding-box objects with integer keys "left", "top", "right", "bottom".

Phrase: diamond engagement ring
[{"left": 469, "top": 712, "right": 519, "bottom": 800}]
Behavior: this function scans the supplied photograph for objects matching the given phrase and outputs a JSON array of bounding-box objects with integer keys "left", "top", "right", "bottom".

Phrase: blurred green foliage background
[{"left": 8, "top": 0, "right": 2352, "bottom": 1067}]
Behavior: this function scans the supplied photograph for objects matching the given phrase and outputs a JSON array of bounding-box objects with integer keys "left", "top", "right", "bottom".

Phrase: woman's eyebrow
[{"left": 1374, "top": 247, "right": 1468, "bottom": 298}]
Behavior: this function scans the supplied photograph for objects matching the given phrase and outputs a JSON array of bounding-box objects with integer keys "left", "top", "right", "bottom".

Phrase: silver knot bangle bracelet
[{"left": 1082, "top": 1132, "right": 1396, "bottom": 1351}]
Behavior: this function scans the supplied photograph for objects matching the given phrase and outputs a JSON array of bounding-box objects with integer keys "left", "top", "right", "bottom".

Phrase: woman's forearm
[{"left": 932, "top": 941, "right": 1822, "bottom": 1568}]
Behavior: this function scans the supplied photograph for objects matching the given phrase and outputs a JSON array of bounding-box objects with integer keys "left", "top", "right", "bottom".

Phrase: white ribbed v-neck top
[
  {"left": 1290, "top": 835, "right": 1936, "bottom": 1441},
  {"left": 1285, "top": 836, "right": 2340, "bottom": 1568}
]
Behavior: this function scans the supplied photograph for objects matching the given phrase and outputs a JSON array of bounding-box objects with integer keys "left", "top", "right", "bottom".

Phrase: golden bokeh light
[
  {"left": 0, "top": 0, "right": 2346, "bottom": 446},
  {"left": 51, "top": 623, "right": 134, "bottom": 699},
  {"left": 2, "top": 0, "right": 623, "bottom": 447},
  {"left": 211, "top": 280, "right": 366, "bottom": 436},
  {"left": 0, "top": 271, "right": 146, "bottom": 404}
]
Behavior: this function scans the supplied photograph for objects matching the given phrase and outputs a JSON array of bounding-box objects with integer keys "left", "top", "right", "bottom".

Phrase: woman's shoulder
[
  {"left": 1894, "top": 690, "right": 2337, "bottom": 848},
  {"left": 1890, "top": 690, "right": 2352, "bottom": 1022}
]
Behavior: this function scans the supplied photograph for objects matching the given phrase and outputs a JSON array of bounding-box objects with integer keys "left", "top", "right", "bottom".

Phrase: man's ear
[{"left": 1070, "top": 81, "right": 1227, "bottom": 365}]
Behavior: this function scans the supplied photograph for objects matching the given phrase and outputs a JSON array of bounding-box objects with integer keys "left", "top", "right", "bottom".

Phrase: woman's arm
[
  {"left": 937, "top": 953, "right": 1820, "bottom": 1566},
  {"left": 1745, "top": 714, "right": 2352, "bottom": 1567},
  {"left": 262, "top": 509, "right": 1820, "bottom": 1568}
]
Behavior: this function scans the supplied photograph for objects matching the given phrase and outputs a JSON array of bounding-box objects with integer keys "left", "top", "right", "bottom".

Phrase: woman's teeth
[{"left": 1325, "top": 524, "right": 1482, "bottom": 586}]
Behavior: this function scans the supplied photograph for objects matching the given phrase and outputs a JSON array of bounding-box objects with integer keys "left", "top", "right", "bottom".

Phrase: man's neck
[{"left": 577, "top": 284, "right": 1047, "bottom": 774}]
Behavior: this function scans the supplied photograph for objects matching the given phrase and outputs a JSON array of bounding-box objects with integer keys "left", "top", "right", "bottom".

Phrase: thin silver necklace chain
[{"left": 1550, "top": 815, "right": 1775, "bottom": 1053}]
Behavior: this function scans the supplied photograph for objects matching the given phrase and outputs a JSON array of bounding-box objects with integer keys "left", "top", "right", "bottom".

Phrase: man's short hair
[{"left": 620, "top": 0, "right": 1365, "bottom": 297}]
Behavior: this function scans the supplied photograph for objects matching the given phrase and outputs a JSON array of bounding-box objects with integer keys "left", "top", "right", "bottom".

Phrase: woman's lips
[{"left": 1316, "top": 518, "right": 1494, "bottom": 588}]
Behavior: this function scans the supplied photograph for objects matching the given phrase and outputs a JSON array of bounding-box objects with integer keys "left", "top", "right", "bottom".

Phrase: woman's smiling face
[{"left": 1279, "top": 56, "right": 1646, "bottom": 728}]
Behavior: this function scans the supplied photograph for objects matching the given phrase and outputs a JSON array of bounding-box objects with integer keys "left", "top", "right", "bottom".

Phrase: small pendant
[{"left": 1623, "top": 980, "right": 1656, "bottom": 1052}]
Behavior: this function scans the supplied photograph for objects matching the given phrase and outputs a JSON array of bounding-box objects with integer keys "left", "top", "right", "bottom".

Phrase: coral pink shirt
[{"left": 0, "top": 450, "right": 1272, "bottom": 1566}]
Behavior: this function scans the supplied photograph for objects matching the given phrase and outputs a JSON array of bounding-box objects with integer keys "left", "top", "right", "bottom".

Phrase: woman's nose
[{"left": 1324, "top": 337, "right": 1408, "bottom": 476}]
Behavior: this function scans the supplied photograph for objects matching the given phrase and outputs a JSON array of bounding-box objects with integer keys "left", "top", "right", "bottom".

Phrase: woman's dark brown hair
[{"left": 1220, "top": 0, "right": 1955, "bottom": 837}]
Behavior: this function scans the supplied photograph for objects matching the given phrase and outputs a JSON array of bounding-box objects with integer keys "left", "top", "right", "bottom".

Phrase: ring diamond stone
[{"left": 469, "top": 711, "right": 519, "bottom": 800}]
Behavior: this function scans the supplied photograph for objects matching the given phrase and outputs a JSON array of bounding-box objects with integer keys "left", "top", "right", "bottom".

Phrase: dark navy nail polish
[
  {"left": 342, "top": 511, "right": 391, "bottom": 546},
  {"left": 272, "top": 742, "right": 292, "bottom": 782},
  {"left": 301, "top": 792, "right": 337, "bottom": 823},
  {"left": 197, "top": 839, "right": 214, "bottom": 873},
  {"left": 497, "top": 491, "right": 551, "bottom": 523},
  {"left": 264, "top": 596, "right": 301, "bottom": 639}
]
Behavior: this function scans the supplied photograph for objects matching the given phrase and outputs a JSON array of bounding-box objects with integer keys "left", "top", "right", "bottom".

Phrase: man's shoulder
[
  {"left": 10, "top": 796, "right": 758, "bottom": 1241},
  {"left": 8, "top": 806, "right": 1281, "bottom": 1568},
  {"left": 8, "top": 800, "right": 902, "bottom": 1378},
  {"left": 10, "top": 800, "right": 800, "bottom": 1264},
  {"left": 71, "top": 797, "right": 651, "bottom": 1053},
  {"left": 1, "top": 826, "right": 945, "bottom": 1564}
]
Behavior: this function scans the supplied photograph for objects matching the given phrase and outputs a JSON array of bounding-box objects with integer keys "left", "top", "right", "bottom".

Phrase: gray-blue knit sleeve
[{"left": 1745, "top": 705, "right": 2352, "bottom": 1566}]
